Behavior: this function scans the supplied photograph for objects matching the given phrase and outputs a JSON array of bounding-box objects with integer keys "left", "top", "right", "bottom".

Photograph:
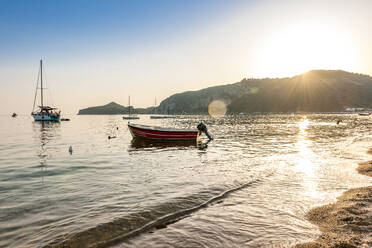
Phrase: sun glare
[{"left": 255, "top": 22, "right": 357, "bottom": 78}]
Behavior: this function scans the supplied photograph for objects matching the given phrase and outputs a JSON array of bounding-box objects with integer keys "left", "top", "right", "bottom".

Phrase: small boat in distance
[
  {"left": 128, "top": 122, "right": 213, "bottom": 142},
  {"left": 11, "top": 113, "right": 17, "bottom": 118},
  {"left": 150, "top": 115, "right": 177, "bottom": 119},
  {"left": 150, "top": 100, "right": 176, "bottom": 119},
  {"left": 31, "top": 60, "right": 61, "bottom": 122},
  {"left": 358, "top": 112, "right": 371, "bottom": 116},
  {"left": 123, "top": 96, "right": 140, "bottom": 120}
]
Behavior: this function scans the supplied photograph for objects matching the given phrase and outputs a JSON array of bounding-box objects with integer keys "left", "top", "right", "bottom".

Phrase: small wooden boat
[
  {"left": 128, "top": 122, "right": 213, "bottom": 141},
  {"left": 358, "top": 112, "right": 371, "bottom": 116},
  {"left": 128, "top": 123, "right": 199, "bottom": 141}
]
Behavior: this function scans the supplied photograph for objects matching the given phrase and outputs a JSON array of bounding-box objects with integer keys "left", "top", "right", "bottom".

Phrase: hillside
[
  {"left": 158, "top": 70, "right": 372, "bottom": 113},
  {"left": 78, "top": 70, "right": 372, "bottom": 115}
]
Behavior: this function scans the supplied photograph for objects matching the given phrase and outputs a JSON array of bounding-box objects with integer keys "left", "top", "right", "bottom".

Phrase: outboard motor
[{"left": 197, "top": 122, "right": 213, "bottom": 141}]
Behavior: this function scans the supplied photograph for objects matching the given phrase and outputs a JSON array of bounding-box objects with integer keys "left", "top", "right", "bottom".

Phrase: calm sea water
[{"left": 0, "top": 114, "right": 371, "bottom": 248}]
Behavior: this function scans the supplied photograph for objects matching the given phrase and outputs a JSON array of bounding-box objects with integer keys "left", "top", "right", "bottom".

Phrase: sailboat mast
[
  {"left": 128, "top": 95, "right": 131, "bottom": 116},
  {"left": 40, "top": 60, "right": 43, "bottom": 108},
  {"left": 154, "top": 97, "right": 157, "bottom": 114}
]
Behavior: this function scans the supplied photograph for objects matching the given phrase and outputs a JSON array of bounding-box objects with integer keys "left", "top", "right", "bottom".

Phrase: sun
[{"left": 254, "top": 22, "right": 357, "bottom": 78}]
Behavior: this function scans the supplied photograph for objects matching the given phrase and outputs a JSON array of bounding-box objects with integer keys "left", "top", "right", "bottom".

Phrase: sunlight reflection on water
[{"left": 294, "top": 117, "right": 322, "bottom": 202}]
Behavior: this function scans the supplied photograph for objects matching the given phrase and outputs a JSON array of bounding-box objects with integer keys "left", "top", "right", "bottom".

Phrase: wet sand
[{"left": 296, "top": 150, "right": 372, "bottom": 248}]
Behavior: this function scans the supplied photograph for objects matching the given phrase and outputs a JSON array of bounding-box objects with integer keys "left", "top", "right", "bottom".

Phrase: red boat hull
[{"left": 128, "top": 123, "right": 199, "bottom": 141}]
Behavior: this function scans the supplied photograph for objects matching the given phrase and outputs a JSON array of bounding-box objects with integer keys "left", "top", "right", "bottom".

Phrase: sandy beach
[{"left": 296, "top": 148, "right": 372, "bottom": 248}]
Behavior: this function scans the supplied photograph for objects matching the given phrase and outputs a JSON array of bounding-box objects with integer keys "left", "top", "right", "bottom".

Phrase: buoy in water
[{"left": 68, "top": 146, "right": 73, "bottom": 154}]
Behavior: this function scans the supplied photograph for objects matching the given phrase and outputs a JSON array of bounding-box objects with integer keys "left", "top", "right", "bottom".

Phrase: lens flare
[{"left": 208, "top": 100, "right": 227, "bottom": 118}]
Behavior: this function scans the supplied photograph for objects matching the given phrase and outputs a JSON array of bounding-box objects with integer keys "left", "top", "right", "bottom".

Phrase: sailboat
[
  {"left": 150, "top": 98, "right": 176, "bottom": 119},
  {"left": 123, "top": 96, "right": 140, "bottom": 120},
  {"left": 31, "top": 60, "right": 61, "bottom": 122}
]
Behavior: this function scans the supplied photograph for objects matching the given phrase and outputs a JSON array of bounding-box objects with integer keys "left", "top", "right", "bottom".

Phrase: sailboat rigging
[{"left": 31, "top": 60, "right": 61, "bottom": 122}]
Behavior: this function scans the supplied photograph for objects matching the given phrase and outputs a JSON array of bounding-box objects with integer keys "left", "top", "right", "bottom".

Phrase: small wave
[
  {"left": 46, "top": 179, "right": 262, "bottom": 248},
  {"left": 342, "top": 135, "right": 372, "bottom": 161}
]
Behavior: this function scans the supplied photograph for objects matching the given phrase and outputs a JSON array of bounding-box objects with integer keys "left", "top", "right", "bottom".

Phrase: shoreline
[{"left": 296, "top": 148, "right": 372, "bottom": 248}]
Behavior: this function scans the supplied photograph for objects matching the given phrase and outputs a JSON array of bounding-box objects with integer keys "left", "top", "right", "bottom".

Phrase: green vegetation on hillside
[{"left": 159, "top": 70, "right": 372, "bottom": 114}]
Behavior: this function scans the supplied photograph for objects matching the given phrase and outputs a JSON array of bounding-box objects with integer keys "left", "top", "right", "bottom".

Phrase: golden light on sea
[
  {"left": 208, "top": 100, "right": 227, "bottom": 118},
  {"left": 294, "top": 117, "right": 321, "bottom": 200},
  {"left": 298, "top": 117, "right": 309, "bottom": 134},
  {"left": 297, "top": 117, "right": 311, "bottom": 170}
]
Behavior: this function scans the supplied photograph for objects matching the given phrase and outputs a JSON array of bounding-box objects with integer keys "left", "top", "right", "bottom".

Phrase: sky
[{"left": 0, "top": 0, "right": 371, "bottom": 114}]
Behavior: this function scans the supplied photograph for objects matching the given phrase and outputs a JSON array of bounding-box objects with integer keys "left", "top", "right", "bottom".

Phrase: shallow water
[{"left": 0, "top": 114, "right": 371, "bottom": 247}]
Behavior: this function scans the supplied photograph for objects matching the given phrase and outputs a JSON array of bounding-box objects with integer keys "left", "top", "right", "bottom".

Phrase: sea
[{"left": 0, "top": 114, "right": 371, "bottom": 248}]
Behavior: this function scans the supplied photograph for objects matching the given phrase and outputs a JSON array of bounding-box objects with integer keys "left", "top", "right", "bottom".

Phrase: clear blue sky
[
  {"left": 0, "top": 0, "right": 371, "bottom": 114},
  {"left": 0, "top": 0, "right": 248, "bottom": 62}
]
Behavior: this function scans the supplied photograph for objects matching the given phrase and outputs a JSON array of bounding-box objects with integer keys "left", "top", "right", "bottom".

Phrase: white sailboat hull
[{"left": 32, "top": 113, "right": 60, "bottom": 122}]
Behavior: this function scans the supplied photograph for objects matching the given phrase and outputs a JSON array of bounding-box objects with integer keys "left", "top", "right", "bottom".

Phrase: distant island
[
  {"left": 78, "top": 70, "right": 372, "bottom": 115},
  {"left": 78, "top": 102, "right": 152, "bottom": 115}
]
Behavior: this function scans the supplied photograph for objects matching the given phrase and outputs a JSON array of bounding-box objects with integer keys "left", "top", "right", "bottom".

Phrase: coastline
[{"left": 296, "top": 148, "right": 372, "bottom": 248}]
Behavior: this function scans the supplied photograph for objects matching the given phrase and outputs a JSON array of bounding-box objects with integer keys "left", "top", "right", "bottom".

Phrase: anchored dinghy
[{"left": 128, "top": 122, "right": 213, "bottom": 142}]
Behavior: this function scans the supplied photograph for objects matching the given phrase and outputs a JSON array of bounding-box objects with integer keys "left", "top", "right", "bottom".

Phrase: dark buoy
[
  {"left": 197, "top": 122, "right": 213, "bottom": 141},
  {"left": 116, "top": 127, "right": 119, "bottom": 130},
  {"left": 69, "top": 146, "right": 73, "bottom": 154}
]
